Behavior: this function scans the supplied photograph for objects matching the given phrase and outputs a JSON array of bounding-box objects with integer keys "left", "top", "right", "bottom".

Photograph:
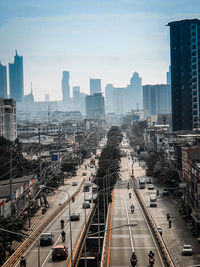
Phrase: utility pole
[
  {"left": 9, "top": 148, "right": 13, "bottom": 205},
  {"left": 58, "top": 125, "right": 61, "bottom": 170},
  {"left": 38, "top": 129, "right": 42, "bottom": 181}
]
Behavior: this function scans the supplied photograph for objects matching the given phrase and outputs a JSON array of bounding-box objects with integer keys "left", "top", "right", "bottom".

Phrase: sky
[{"left": 0, "top": 0, "right": 200, "bottom": 101}]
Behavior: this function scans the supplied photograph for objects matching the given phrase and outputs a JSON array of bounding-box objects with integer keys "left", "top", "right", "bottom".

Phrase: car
[
  {"left": 90, "top": 165, "right": 95, "bottom": 168},
  {"left": 84, "top": 196, "right": 92, "bottom": 203},
  {"left": 52, "top": 245, "right": 68, "bottom": 261},
  {"left": 82, "top": 201, "right": 91, "bottom": 209},
  {"left": 40, "top": 233, "right": 53, "bottom": 246},
  {"left": 72, "top": 181, "right": 78, "bottom": 186},
  {"left": 162, "top": 189, "right": 169, "bottom": 196},
  {"left": 157, "top": 226, "right": 162, "bottom": 236},
  {"left": 70, "top": 212, "right": 80, "bottom": 221},
  {"left": 85, "top": 182, "right": 91, "bottom": 187},
  {"left": 82, "top": 172, "right": 87, "bottom": 176},
  {"left": 83, "top": 186, "right": 89, "bottom": 192},
  {"left": 182, "top": 244, "right": 193, "bottom": 255},
  {"left": 148, "top": 184, "right": 154, "bottom": 190}
]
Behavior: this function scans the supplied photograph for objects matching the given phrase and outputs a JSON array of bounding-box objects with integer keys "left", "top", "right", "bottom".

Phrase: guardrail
[
  {"left": 2, "top": 179, "right": 85, "bottom": 267},
  {"left": 100, "top": 191, "right": 113, "bottom": 267},
  {"left": 71, "top": 204, "right": 96, "bottom": 267},
  {"left": 132, "top": 180, "right": 175, "bottom": 267}
]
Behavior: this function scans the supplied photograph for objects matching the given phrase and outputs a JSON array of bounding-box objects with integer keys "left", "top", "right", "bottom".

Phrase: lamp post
[
  {"left": 39, "top": 185, "right": 73, "bottom": 267},
  {"left": 0, "top": 227, "right": 40, "bottom": 267}
]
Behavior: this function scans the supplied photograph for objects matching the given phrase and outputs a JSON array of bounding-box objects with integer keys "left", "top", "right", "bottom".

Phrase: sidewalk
[{"left": 133, "top": 159, "right": 200, "bottom": 267}]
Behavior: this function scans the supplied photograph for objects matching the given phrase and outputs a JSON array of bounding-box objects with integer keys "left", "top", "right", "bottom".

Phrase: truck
[
  {"left": 139, "top": 178, "right": 146, "bottom": 189},
  {"left": 150, "top": 194, "right": 157, "bottom": 207}
]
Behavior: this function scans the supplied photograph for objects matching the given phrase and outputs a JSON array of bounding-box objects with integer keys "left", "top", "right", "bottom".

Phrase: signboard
[
  {"left": 51, "top": 154, "right": 58, "bottom": 162},
  {"left": 179, "top": 183, "right": 187, "bottom": 188}
]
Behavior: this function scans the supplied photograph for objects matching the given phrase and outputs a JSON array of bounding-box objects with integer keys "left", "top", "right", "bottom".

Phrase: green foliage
[{"left": 129, "top": 120, "right": 147, "bottom": 148}]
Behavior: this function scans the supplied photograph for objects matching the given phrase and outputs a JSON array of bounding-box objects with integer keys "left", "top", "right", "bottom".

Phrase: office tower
[
  {"left": 105, "top": 84, "right": 114, "bottom": 113},
  {"left": 86, "top": 93, "right": 105, "bottom": 118},
  {"left": 73, "top": 86, "right": 80, "bottom": 111},
  {"left": 62, "top": 71, "right": 70, "bottom": 102},
  {"left": 143, "top": 85, "right": 171, "bottom": 118},
  {"left": 168, "top": 19, "right": 200, "bottom": 131},
  {"left": 0, "top": 98, "right": 17, "bottom": 140},
  {"left": 9, "top": 50, "right": 24, "bottom": 102},
  {"left": 0, "top": 63, "right": 7, "bottom": 98},
  {"left": 24, "top": 82, "right": 34, "bottom": 103},
  {"left": 167, "top": 66, "right": 171, "bottom": 85},
  {"left": 125, "top": 72, "right": 142, "bottom": 112},
  {"left": 90, "top": 79, "right": 101, "bottom": 95},
  {"left": 112, "top": 88, "right": 124, "bottom": 115},
  {"left": 45, "top": 94, "right": 50, "bottom": 101}
]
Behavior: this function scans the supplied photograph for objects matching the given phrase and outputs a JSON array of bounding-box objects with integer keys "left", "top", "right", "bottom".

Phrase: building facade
[
  {"left": 62, "top": 71, "right": 70, "bottom": 102},
  {"left": 0, "top": 63, "right": 7, "bottom": 98},
  {"left": 9, "top": 50, "right": 24, "bottom": 102},
  {"left": 168, "top": 19, "right": 200, "bottom": 131},
  {"left": 90, "top": 79, "right": 101, "bottom": 95},
  {"left": 0, "top": 98, "right": 17, "bottom": 141},
  {"left": 86, "top": 93, "right": 105, "bottom": 118},
  {"left": 143, "top": 84, "right": 171, "bottom": 118}
]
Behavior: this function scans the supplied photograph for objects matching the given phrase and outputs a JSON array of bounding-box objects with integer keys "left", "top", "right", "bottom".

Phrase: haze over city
[{"left": 0, "top": 0, "right": 199, "bottom": 100}]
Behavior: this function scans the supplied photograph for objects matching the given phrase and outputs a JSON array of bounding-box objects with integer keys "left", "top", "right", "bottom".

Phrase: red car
[{"left": 52, "top": 245, "right": 68, "bottom": 261}]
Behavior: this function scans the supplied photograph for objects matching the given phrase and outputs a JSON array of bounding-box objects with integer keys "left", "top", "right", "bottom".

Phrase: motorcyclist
[
  {"left": 60, "top": 219, "right": 64, "bottom": 228},
  {"left": 168, "top": 218, "right": 172, "bottom": 228},
  {"left": 127, "top": 183, "right": 130, "bottom": 190},
  {"left": 167, "top": 213, "right": 170, "bottom": 221},
  {"left": 130, "top": 204, "right": 135, "bottom": 213},
  {"left": 157, "top": 189, "right": 159, "bottom": 196},
  {"left": 148, "top": 250, "right": 154, "bottom": 259},
  {"left": 130, "top": 251, "right": 137, "bottom": 266},
  {"left": 61, "top": 230, "right": 66, "bottom": 242},
  {"left": 129, "top": 192, "right": 131, "bottom": 199}
]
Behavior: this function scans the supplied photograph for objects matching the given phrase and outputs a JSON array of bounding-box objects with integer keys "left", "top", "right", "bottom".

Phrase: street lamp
[
  {"left": 0, "top": 227, "right": 40, "bottom": 267},
  {"left": 39, "top": 185, "right": 73, "bottom": 267}
]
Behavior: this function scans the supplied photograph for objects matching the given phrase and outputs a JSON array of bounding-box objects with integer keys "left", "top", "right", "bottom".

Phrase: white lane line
[
  {"left": 122, "top": 187, "right": 134, "bottom": 252},
  {"left": 41, "top": 204, "right": 83, "bottom": 266}
]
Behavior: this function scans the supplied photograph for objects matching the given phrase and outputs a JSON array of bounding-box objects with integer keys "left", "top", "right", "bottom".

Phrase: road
[
  {"left": 108, "top": 155, "right": 164, "bottom": 267},
  {"left": 15, "top": 160, "right": 96, "bottom": 267},
  {"left": 133, "top": 158, "right": 200, "bottom": 267}
]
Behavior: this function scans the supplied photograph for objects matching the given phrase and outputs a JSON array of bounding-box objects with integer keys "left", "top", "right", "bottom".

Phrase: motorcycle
[
  {"left": 61, "top": 221, "right": 64, "bottom": 229},
  {"left": 62, "top": 234, "right": 66, "bottom": 242},
  {"left": 130, "top": 206, "right": 134, "bottom": 214},
  {"left": 149, "top": 257, "right": 155, "bottom": 266},
  {"left": 169, "top": 219, "right": 172, "bottom": 228},
  {"left": 131, "top": 258, "right": 137, "bottom": 266},
  {"left": 129, "top": 193, "right": 131, "bottom": 199}
]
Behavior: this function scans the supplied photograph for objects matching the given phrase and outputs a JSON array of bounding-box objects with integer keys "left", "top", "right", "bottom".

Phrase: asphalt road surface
[{"left": 108, "top": 154, "right": 164, "bottom": 267}]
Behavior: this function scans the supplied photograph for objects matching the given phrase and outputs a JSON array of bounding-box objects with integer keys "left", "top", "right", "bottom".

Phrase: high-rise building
[
  {"left": 124, "top": 72, "right": 142, "bottom": 112},
  {"left": 112, "top": 88, "right": 124, "bottom": 115},
  {"left": 0, "top": 63, "right": 7, "bottom": 98},
  {"left": 0, "top": 97, "right": 17, "bottom": 140},
  {"left": 9, "top": 50, "right": 24, "bottom": 102},
  {"left": 168, "top": 19, "right": 200, "bottom": 131},
  {"left": 143, "top": 84, "right": 171, "bottom": 118},
  {"left": 105, "top": 84, "right": 114, "bottom": 113},
  {"left": 73, "top": 86, "right": 80, "bottom": 111},
  {"left": 90, "top": 79, "right": 101, "bottom": 95},
  {"left": 167, "top": 66, "right": 171, "bottom": 85},
  {"left": 62, "top": 71, "right": 70, "bottom": 102},
  {"left": 86, "top": 93, "right": 105, "bottom": 118}
]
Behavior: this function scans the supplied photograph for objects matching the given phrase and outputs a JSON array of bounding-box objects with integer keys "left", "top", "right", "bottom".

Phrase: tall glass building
[
  {"left": 9, "top": 50, "right": 24, "bottom": 102},
  {"left": 168, "top": 19, "right": 200, "bottom": 131},
  {"left": 0, "top": 62, "right": 7, "bottom": 98}
]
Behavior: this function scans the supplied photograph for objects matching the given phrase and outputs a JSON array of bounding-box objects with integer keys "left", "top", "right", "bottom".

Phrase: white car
[
  {"left": 72, "top": 181, "right": 78, "bottom": 186},
  {"left": 182, "top": 244, "right": 193, "bottom": 255},
  {"left": 148, "top": 184, "right": 154, "bottom": 190}
]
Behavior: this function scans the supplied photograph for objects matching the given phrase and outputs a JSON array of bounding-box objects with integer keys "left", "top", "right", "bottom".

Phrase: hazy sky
[{"left": 0, "top": 0, "right": 199, "bottom": 101}]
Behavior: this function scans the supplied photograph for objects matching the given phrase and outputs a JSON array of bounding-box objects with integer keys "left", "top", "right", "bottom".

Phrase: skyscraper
[
  {"left": 73, "top": 86, "right": 80, "bottom": 111},
  {"left": 143, "top": 84, "right": 171, "bottom": 118},
  {"left": 0, "top": 62, "right": 7, "bottom": 98},
  {"left": 166, "top": 66, "right": 171, "bottom": 85},
  {"left": 62, "top": 71, "right": 70, "bottom": 102},
  {"left": 86, "top": 93, "right": 105, "bottom": 118},
  {"left": 168, "top": 19, "right": 200, "bottom": 131},
  {"left": 90, "top": 79, "right": 101, "bottom": 95},
  {"left": 9, "top": 50, "right": 24, "bottom": 102},
  {"left": 105, "top": 84, "right": 114, "bottom": 113}
]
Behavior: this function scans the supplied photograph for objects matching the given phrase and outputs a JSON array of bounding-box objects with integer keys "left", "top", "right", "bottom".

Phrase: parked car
[
  {"left": 72, "top": 181, "right": 78, "bottom": 186},
  {"left": 82, "top": 201, "right": 90, "bottom": 209},
  {"left": 146, "top": 178, "right": 152, "bottom": 184},
  {"left": 70, "top": 212, "right": 80, "bottom": 221},
  {"left": 182, "top": 244, "right": 193, "bottom": 255},
  {"left": 52, "top": 245, "right": 68, "bottom": 261},
  {"left": 40, "top": 233, "right": 53, "bottom": 246},
  {"left": 90, "top": 165, "right": 95, "bottom": 168},
  {"left": 148, "top": 184, "right": 154, "bottom": 190}
]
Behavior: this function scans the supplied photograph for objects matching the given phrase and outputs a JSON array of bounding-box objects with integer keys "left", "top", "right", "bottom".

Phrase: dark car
[
  {"left": 52, "top": 245, "right": 68, "bottom": 261},
  {"left": 70, "top": 212, "right": 80, "bottom": 221},
  {"left": 40, "top": 233, "right": 53, "bottom": 246}
]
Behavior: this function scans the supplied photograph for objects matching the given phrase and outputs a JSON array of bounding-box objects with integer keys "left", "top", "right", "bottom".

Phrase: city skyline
[{"left": 0, "top": 1, "right": 199, "bottom": 101}]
